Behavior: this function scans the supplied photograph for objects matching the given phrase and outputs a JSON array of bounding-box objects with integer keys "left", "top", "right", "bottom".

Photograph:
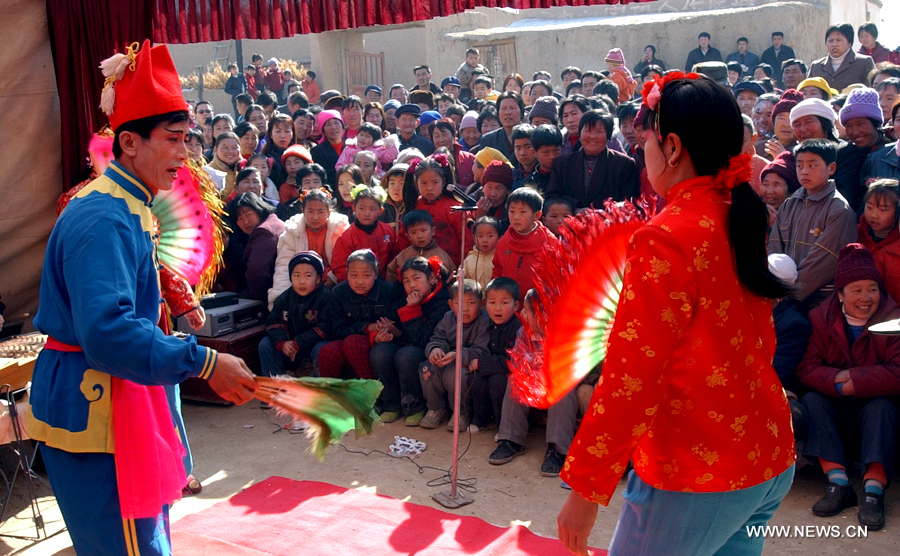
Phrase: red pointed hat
[{"left": 100, "top": 40, "right": 186, "bottom": 131}]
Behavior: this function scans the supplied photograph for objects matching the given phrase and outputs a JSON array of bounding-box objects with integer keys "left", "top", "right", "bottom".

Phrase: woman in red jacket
[
  {"left": 798, "top": 243, "right": 900, "bottom": 531},
  {"left": 557, "top": 74, "right": 796, "bottom": 556}
]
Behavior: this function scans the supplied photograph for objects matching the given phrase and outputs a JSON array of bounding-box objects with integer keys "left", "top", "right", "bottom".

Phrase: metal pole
[{"left": 433, "top": 204, "right": 474, "bottom": 509}]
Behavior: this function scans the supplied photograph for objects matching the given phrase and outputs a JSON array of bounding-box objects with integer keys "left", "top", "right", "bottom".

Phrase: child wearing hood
[{"left": 605, "top": 48, "right": 637, "bottom": 103}]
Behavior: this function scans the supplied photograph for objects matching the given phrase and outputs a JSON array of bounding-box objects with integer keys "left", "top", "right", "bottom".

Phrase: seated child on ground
[
  {"left": 464, "top": 216, "right": 501, "bottom": 291},
  {"left": 769, "top": 139, "right": 858, "bottom": 310},
  {"left": 318, "top": 249, "right": 404, "bottom": 379},
  {"left": 541, "top": 196, "right": 574, "bottom": 237},
  {"left": 856, "top": 179, "right": 900, "bottom": 303},
  {"left": 331, "top": 185, "right": 397, "bottom": 283},
  {"left": 467, "top": 278, "right": 522, "bottom": 433},
  {"left": 488, "top": 289, "right": 578, "bottom": 477},
  {"left": 475, "top": 160, "right": 514, "bottom": 226},
  {"left": 373, "top": 256, "right": 452, "bottom": 425},
  {"left": 381, "top": 162, "right": 409, "bottom": 232},
  {"left": 492, "top": 188, "right": 560, "bottom": 301},
  {"left": 386, "top": 210, "right": 454, "bottom": 282},
  {"left": 524, "top": 124, "right": 563, "bottom": 195},
  {"left": 489, "top": 288, "right": 578, "bottom": 477},
  {"left": 418, "top": 279, "right": 491, "bottom": 431},
  {"left": 259, "top": 252, "right": 343, "bottom": 377}
]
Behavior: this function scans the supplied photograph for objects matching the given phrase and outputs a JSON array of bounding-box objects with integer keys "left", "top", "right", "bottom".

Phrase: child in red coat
[
  {"left": 397, "top": 151, "right": 474, "bottom": 266},
  {"left": 856, "top": 179, "right": 900, "bottom": 303},
  {"left": 330, "top": 186, "right": 396, "bottom": 283},
  {"left": 491, "top": 188, "right": 559, "bottom": 300}
]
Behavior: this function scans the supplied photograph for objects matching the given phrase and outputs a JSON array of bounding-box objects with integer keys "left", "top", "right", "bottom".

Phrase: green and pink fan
[
  {"left": 508, "top": 201, "right": 652, "bottom": 408},
  {"left": 88, "top": 134, "right": 222, "bottom": 286},
  {"left": 152, "top": 164, "right": 219, "bottom": 285},
  {"left": 254, "top": 376, "right": 383, "bottom": 459}
]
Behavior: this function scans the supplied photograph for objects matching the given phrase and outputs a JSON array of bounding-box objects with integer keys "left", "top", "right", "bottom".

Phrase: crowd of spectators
[{"left": 186, "top": 21, "right": 900, "bottom": 531}]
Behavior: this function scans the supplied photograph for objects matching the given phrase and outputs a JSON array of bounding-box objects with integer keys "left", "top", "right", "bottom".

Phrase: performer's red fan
[{"left": 509, "top": 202, "right": 652, "bottom": 408}]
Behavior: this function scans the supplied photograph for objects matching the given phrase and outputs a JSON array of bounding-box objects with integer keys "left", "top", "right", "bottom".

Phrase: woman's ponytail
[{"left": 729, "top": 182, "right": 789, "bottom": 299}]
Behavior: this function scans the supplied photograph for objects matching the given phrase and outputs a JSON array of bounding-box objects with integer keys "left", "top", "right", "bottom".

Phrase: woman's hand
[
  {"left": 558, "top": 491, "right": 599, "bottom": 556},
  {"left": 406, "top": 290, "right": 423, "bottom": 307},
  {"left": 765, "top": 138, "right": 786, "bottom": 158}
]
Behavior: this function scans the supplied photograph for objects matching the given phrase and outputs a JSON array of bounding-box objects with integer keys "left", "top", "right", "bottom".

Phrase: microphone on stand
[{"left": 446, "top": 184, "right": 478, "bottom": 212}]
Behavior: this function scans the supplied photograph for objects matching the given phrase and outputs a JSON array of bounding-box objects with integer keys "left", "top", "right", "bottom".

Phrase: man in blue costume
[{"left": 26, "top": 40, "right": 258, "bottom": 555}]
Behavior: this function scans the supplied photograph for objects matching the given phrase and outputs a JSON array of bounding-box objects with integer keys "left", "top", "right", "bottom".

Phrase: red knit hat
[
  {"left": 100, "top": 40, "right": 187, "bottom": 131},
  {"left": 481, "top": 159, "right": 514, "bottom": 189},
  {"left": 834, "top": 243, "right": 883, "bottom": 292},
  {"left": 771, "top": 89, "right": 804, "bottom": 123},
  {"left": 281, "top": 144, "right": 313, "bottom": 166},
  {"left": 761, "top": 151, "right": 801, "bottom": 194}
]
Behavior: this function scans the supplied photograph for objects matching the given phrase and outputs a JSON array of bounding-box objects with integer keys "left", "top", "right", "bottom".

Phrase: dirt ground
[{"left": 2, "top": 399, "right": 898, "bottom": 555}]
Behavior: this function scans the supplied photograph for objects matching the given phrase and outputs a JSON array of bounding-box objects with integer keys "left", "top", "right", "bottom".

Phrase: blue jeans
[
  {"left": 41, "top": 444, "right": 172, "bottom": 556},
  {"left": 609, "top": 465, "right": 795, "bottom": 556},
  {"left": 258, "top": 336, "right": 326, "bottom": 377}
]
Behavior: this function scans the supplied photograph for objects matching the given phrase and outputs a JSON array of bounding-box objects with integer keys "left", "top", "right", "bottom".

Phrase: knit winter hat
[
  {"left": 761, "top": 151, "right": 802, "bottom": 193},
  {"left": 797, "top": 77, "right": 837, "bottom": 99},
  {"left": 790, "top": 98, "right": 836, "bottom": 126},
  {"left": 281, "top": 144, "right": 313, "bottom": 166},
  {"left": 474, "top": 147, "right": 510, "bottom": 169},
  {"left": 767, "top": 254, "right": 798, "bottom": 285},
  {"left": 316, "top": 109, "right": 344, "bottom": 130},
  {"left": 834, "top": 243, "right": 883, "bottom": 292},
  {"left": 605, "top": 48, "right": 626, "bottom": 66},
  {"left": 459, "top": 111, "right": 479, "bottom": 130},
  {"left": 289, "top": 251, "right": 325, "bottom": 278},
  {"left": 418, "top": 110, "right": 442, "bottom": 127},
  {"left": 839, "top": 87, "right": 883, "bottom": 126},
  {"left": 771, "top": 89, "right": 805, "bottom": 123},
  {"left": 480, "top": 160, "right": 514, "bottom": 189},
  {"left": 528, "top": 96, "right": 560, "bottom": 124}
]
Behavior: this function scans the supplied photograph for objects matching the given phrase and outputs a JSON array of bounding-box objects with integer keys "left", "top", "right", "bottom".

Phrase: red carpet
[{"left": 172, "top": 477, "right": 606, "bottom": 555}]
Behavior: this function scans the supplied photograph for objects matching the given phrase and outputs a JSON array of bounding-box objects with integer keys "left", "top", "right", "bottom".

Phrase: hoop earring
[{"left": 668, "top": 159, "right": 678, "bottom": 168}]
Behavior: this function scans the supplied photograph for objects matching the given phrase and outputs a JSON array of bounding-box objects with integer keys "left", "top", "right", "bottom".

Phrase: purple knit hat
[
  {"left": 834, "top": 243, "right": 883, "bottom": 292},
  {"left": 839, "top": 87, "right": 883, "bottom": 126},
  {"left": 761, "top": 151, "right": 801, "bottom": 193},
  {"left": 605, "top": 48, "right": 626, "bottom": 65}
]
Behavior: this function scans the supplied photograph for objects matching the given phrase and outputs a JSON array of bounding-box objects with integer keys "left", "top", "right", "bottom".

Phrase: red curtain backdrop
[
  {"left": 47, "top": 0, "right": 652, "bottom": 188},
  {"left": 152, "top": 0, "right": 654, "bottom": 43},
  {"left": 47, "top": 0, "right": 154, "bottom": 188}
]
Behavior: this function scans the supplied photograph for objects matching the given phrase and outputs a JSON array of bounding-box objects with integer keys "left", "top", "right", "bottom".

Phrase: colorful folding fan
[
  {"left": 254, "top": 376, "right": 383, "bottom": 460},
  {"left": 508, "top": 201, "right": 652, "bottom": 408}
]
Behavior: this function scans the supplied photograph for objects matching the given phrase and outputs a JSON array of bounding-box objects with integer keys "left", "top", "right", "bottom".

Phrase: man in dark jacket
[
  {"left": 545, "top": 110, "right": 640, "bottom": 210},
  {"left": 685, "top": 32, "right": 723, "bottom": 71},
  {"left": 760, "top": 32, "right": 797, "bottom": 87},
  {"left": 477, "top": 91, "right": 524, "bottom": 167},
  {"left": 224, "top": 63, "right": 247, "bottom": 119}
]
